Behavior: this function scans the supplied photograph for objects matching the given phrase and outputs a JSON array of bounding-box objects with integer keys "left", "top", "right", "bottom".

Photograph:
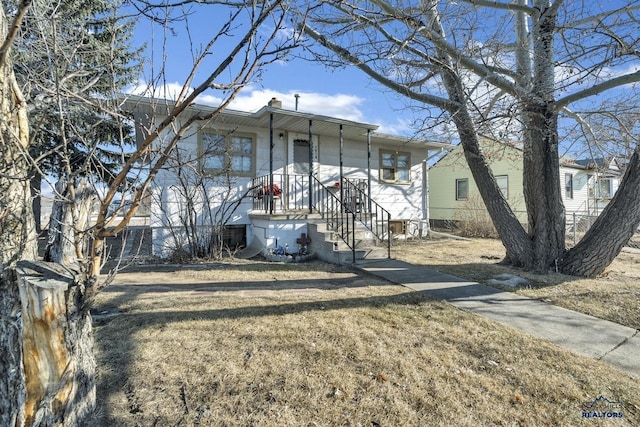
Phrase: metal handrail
[
  {"left": 342, "top": 177, "right": 391, "bottom": 258},
  {"left": 251, "top": 174, "right": 391, "bottom": 261},
  {"left": 309, "top": 175, "right": 357, "bottom": 262}
]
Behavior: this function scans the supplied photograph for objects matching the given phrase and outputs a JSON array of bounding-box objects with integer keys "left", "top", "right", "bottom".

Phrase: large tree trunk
[
  {"left": 519, "top": 2, "right": 566, "bottom": 272},
  {"left": 453, "top": 109, "right": 535, "bottom": 267},
  {"left": 1, "top": 6, "right": 96, "bottom": 425},
  {"left": 560, "top": 146, "right": 640, "bottom": 277},
  {"left": 16, "top": 261, "right": 96, "bottom": 426},
  {"left": 420, "top": 1, "right": 535, "bottom": 267},
  {"left": 1, "top": 5, "right": 38, "bottom": 424},
  {"left": 522, "top": 102, "right": 565, "bottom": 272}
]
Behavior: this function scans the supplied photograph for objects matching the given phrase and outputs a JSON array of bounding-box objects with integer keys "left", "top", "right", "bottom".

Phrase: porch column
[
  {"left": 367, "top": 129, "right": 372, "bottom": 212},
  {"left": 339, "top": 124, "right": 344, "bottom": 203},
  {"left": 269, "top": 112, "right": 274, "bottom": 214},
  {"left": 308, "top": 119, "right": 313, "bottom": 213}
]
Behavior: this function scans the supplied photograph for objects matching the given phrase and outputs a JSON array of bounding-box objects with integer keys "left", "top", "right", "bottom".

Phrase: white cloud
[
  {"left": 228, "top": 88, "right": 367, "bottom": 122},
  {"left": 126, "top": 81, "right": 368, "bottom": 123}
]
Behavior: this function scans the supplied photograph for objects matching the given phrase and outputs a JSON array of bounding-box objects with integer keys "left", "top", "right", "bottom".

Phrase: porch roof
[{"left": 121, "top": 94, "right": 453, "bottom": 151}]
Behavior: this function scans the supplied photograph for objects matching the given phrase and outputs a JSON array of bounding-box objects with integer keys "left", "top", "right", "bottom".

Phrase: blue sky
[
  {"left": 129, "top": 3, "right": 419, "bottom": 136},
  {"left": 128, "top": 1, "right": 639, "bottom": 154}
]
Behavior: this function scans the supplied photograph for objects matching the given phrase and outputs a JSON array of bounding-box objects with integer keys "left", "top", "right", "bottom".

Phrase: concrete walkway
[{"left": 356, "top": 258, "right": 639, "bottom": 378}]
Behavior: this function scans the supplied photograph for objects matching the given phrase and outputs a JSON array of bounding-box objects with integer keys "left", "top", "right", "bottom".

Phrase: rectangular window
[
  {"left": 201, "top": 131, "right": 255, "bottom": 176},
  {"left": 379, "top": 150, "right": 411, "bottom": 184},
  {"left": 293, "top": 139, "right": 310, "bottom": 174},
  {"left": 456, "top": 178, "right": 469, "bottom": 200},
  {"left": 599, "top": 178, "right": 612, "bottom": 199},
  {"left": 496, "top": 175, "right": 508, "bottom": 199},
  {"left": 565, "top": 173, "right": 573, "bottom": 199}
]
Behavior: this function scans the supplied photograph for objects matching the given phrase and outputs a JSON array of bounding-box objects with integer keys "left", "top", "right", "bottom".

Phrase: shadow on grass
[
  {"left": 91, "top": 282, "right": 432, "bottom": 426},
  {"left": 91, "top": 256, "right": 626, "bottom": 425},
  {"left": 113, "top": 259, "right": 358, "bottom": 274}
]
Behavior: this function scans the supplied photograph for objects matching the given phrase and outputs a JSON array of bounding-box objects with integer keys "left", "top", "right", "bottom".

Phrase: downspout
[
  {"left": 339, "top": 124, "right": 344, "bottom": 202},
  {"left": 308, "top": 119, "right": 313, "bottom": 213},
  {"left": 269, "top": 112, "right": 274, "bottom": 214},
  {"left": 422, "top": 158, "right": 429, "bottom": 237},
  {"left": 367, "top": 129, "right": 372, "bottom": 212}
]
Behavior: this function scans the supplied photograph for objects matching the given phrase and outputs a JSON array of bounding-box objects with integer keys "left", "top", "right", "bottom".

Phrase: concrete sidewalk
[{"left": 356, "top": 258, "right": 639, "bottom": 378}]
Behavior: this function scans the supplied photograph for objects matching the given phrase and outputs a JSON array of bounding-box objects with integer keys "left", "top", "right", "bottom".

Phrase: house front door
[
  {"left": 291, "top": 138, "right": 311, "bottom": 210},
  {"left": 293, "top": 139, "right": 310, "bottom": 174}
]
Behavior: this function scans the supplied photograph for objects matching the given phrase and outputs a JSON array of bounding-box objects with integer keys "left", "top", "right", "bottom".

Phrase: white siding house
[{"left": 124, "top": 96, "right": 452, "bottom": 260}]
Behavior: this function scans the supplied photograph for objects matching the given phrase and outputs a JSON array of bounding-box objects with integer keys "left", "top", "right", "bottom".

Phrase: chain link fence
[{"left": 567, "top": 212, "right": 640, "bottom": 250}]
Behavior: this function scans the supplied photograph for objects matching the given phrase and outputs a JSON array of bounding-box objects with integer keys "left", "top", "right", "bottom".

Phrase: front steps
[{"left": 307, "top": 221, "right": 389, "bottom": 265}]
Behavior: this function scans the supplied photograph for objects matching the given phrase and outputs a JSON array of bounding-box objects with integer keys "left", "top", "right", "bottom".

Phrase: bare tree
[
  {"left": 0, "top": 0, "right": 295, "bottom": 424},
  {"left": 153, "top": 144, "right": 252, "bottom": 261},
  {"left": 298, "top": 0, "right": 640, "bottom": 276}
]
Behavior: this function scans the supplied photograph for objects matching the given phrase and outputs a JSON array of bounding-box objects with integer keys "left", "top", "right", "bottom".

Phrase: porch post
[
  {"left": 308, "top": 119, "right": 313, "bottom": 214},
  {"left": 269, "top": 112, "right": 274, "bottom": 214},
  {"left": 367, "top": 129, "right": 372, "bottom": 213},
  {"left": 339, "top": 124, "right": 344, "bottom": 203}
]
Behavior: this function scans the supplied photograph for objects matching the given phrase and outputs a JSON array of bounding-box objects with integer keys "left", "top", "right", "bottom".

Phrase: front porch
[
  {"left": 250, "top": 174, "right": 368, "bottom": 215},
  {"left": 247, "top": 174, "right": 391, "bottom": 263}
]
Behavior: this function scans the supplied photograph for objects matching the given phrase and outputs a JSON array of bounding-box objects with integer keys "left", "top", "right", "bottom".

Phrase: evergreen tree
[{"left": 10, "top": 0, "right": 142, "bottom": 231}]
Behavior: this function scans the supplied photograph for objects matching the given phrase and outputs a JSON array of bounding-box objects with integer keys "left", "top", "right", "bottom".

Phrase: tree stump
[{"left": 16, "top": 261, "right": 95, "bottom": 426}]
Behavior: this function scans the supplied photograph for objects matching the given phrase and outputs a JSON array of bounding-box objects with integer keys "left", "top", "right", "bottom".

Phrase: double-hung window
[
  {"left": 565, "top": 173, "right": 573, "bottom": 199},
  {"left": 380, "top": 150, "right": 411, "bottom": 184},
  {"left": 599, "top": 178, "right": 612, "bottom": 199},
  {"left": 201, "top": 131, "right": 255, "bottom": 176},
  {"left": 456, "top": 178, "right": 469, "bottom": 200},
  {"left": 496, "top": 175, "right": 509, "bottom": 199}
]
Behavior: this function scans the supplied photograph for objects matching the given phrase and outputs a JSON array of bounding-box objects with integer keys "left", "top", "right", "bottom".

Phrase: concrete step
[{"left": 307, "top": 221, "right": 389, "bottom": 265}]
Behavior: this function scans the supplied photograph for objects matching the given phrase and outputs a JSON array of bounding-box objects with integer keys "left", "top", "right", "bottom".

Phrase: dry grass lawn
[{"left": 93, "top": 254, "right": 640, "bottom": 426}]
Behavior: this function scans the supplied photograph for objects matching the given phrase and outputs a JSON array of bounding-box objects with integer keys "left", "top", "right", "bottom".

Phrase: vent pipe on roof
[
  {"left": 294, "top": 93, "right": 300, "bottom": 111},
  {"left": 268, "top": 97, "right": 282, "bottom": 108}
]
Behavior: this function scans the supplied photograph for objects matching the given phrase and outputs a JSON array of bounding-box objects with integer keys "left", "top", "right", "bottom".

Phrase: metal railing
[
  {"left": 251, "top": 174, "right": 391, "bottom": 261},
  {"left": 341, "top": 177, "right": 391, "bottom": 259},
  {"left": 251, "top": 174, "right": 311, "bottom": 213}
]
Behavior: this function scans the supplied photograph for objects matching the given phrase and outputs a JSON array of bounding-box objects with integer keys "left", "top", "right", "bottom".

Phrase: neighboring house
[
  {"left": 123, "top": 95, "right": 452, "bottom": 261},
  {"left": 428, "top": 136, "right": 621, "bottom": 228}
]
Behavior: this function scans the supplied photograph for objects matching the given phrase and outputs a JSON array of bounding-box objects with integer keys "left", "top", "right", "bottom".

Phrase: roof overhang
[{"left": 120, "top": 94, "right": 454, "bottom": 151}]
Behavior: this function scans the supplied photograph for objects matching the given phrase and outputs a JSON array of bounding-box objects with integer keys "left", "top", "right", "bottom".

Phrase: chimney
[{"left": 268, "top": 97, "right": 282, "bottom": 109}]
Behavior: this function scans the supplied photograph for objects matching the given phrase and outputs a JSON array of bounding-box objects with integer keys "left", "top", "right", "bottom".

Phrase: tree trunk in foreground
[
  {"left": 521, "top": 103, "right": 565, "bottom": 272},
  {"left": 1, "top": 6, "right": 96, "bottom": 425},
  {"left": 1, "top": 4, "right": 37, "bottom": 424},
  {"left": 16, "top": 261, "right": 96, "bottom": 426}
]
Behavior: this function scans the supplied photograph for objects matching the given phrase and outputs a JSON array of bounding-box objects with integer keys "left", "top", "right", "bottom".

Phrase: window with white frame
[
  {"left": 496, "top": 175, "right": 509, "bottom": 199},
  {"left": 565, "top": 173, "right": 573, "bottom": 199},
  {"left": 456, "top": 178, "right": 469, "bottom": 200},
  {"left": 380, "top": 150, "right": 411, "bottom": 184},
  {"left": 201, "top": 131, "right": 255, "bottom": 176},
  {"left": 599, "top": 178, "right": 612, "bottom": 199}
]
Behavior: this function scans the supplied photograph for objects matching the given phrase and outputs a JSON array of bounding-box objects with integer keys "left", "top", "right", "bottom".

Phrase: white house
[{"left": 123, "top": 95, "right": 452, "bottom": 262}]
